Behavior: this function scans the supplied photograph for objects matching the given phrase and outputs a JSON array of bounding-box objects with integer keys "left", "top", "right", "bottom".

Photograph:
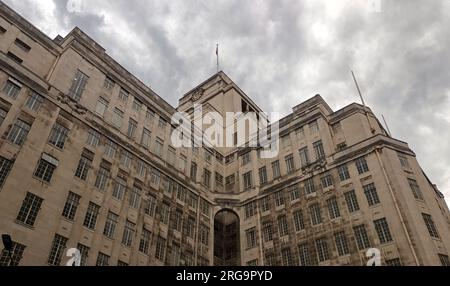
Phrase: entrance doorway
[{"left": 213, "top": 209, "right": 240, "bottom": 266}]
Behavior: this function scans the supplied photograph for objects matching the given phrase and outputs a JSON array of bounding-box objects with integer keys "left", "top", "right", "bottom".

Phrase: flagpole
[{"left": 216, "top": 43, "right": 219, "bottom": 73}]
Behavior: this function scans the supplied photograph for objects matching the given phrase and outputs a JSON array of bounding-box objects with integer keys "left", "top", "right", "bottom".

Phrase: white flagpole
[{"left": 216, "top": 43, "right": 219, "bottom": 73}]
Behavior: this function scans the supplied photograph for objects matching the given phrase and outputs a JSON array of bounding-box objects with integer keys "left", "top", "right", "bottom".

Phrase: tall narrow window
[
  {"left": 408, "top": 178, "right": 424, "bottom": 200},
  {"left": 0, "top": 156, "right": 13, "bottom": 188},
  {"left": 112, "top": 175, "right": 127, "bottom": 200},
  {"left": 7, "top": 119, "right": 31, "bottom": 146},
  {"left": 313, "top": 140, "right": 325, "bottom": 160},
  {"left": 262, "top": 222, "right": 273, "bottom": 242},
  {"left": 327, "top": 197, "right": 340, "bottom": 219},
  {"left": 144, "top": 194, "right": 157, "bottom": 217},
  {"left": 0, "top": 241, "right": 25, "bottom": 266},
  {"left": 353, "top": 224, "right": 371, "bottom": 249},
  {"left": 309, "top": 120, "right": 319, "bottom": 133},
  {"left": 61, "top": 191, "right": 81, "bottom": 221},
  {"left": 285, "top": 154, "right": 295, "bottom": 174},
  {"left": 96, "top": 252, "right": 109, "bottom": 266},
  {"left": 337, "top": 164, "right": 350, "bottom": 181},
  {"left": 154, "top": 138, "right": 164, "bottom": 157},
  {"left": 74, "top": 150, "right": 93, "bottom": 180},
  {"left": 47, "top": 234, "right": 67, "bottom": 266},
  {"left": 16, "top": 192, "right": 43, "bottom": 226},
  {"left": 94, "top": 165, "right": 109, "bottom": 191},
  {"left": 355, "top": 156, "right": 369, "bottom": 174},
  {"left": 190, "top": 162, "right": 197, "bottom": 181},
  {"left": 77, "top": 244, "right": 89, "bottom": 266},
  {"left": 104, "top": 139, "right": 117, "bottom": 158},
  {"left": 293, "top": 210, "right": 305, "bottom": 231},
  {"left": 422, "top": 213, "right": 440, "bottom": 238},
  {"left": 139, "top": 228, "right": 152, "bottom": 254},
  {"left": 83, "top": 202, "right": 100, "bottom": 230},
  {"left": 132, "top": 98, "right": 142, "bottom": 112},
  {"left": 112, "top": 108, "right": 123, "bottom": 128},
  {"left": 141, "top": 128, "right": 151, "bottom": 148},
  {"left": 25, "top": 91, "right": 43, "bottom": 111},
  {"left": 259, "top": 166, "right": 267, "bottom": 185},
  {"left": 129, "top": 184, "right": 142, "bottom": 209},
  {"left": 118, "top": 88, "right": 129, "bottom": 101},
  {"left": 120, "top": 150, "right": 132, "bottom": 168},
  {"left": 68, "top": 70, "right": 89, "bottom": 102},
  {"left": 86, "top": 129, "right": 100, "bottom": 147},
  {"left": 103, "top": 211, "right": 119, "bottom": 239},
  {"left": 344, "top": 190, "right": 360, "bottom": 213},
  {"left": 167, "top": 146, "right": 176, "bottom": 166},
  {"left": 298, "top": 243, "right": 311, "bottom": 266},
  {"left": 34, "top": 153, "right": 58, "bottom": 183},
  {"left": 203, "top": 169, "right": 211, "bottom": 188},
  {"left": 398, "top": 153, "right": 410, "bottom": 168},
  {"left": 0, "top": 108, "right": 7, "bottom": 126},
  {"left": 48, "top": 123, "right": 69, "bottom": 149},
  {"left": 155, "top": 236, "right": 166, "bottom": 261},
  {"left": 272, "top": 160, "right": 281, "bottom": 178},
  {"left": 304, "top": 177, "right": 316, "bottom": 195},
  {"left": 122, "top": 220, "right": 135, "bottom": 247},
  {"left": 127, "top": 119, "right": 137, "bottom": 138},
  {"left": 373, "top": 218, "right": 393, "bottom": 244},
  {"left": 95, "top": 97, "right": 108, "bottom": 116},
  {"left": 274, "top": 191, "right": 285, "bottom": 207},
  {"left": 334, "top": 231, "right": 350, "bottom": 256},
  {"left": 278, "top": 215, "right": 289, "bottom": 236},
  {"left": 243, "top": 171, "right": 252, "bottom": 189},
  {"left": 103, "top": 77, "right": 115, "bottom": 90},
  {"left": 281, "top": 248, "right": 294, "bottom": 266},
  {"left": 310, "top": 203, "right": 322, "bottom": 225},
  {"left": 3, "top": 79, "right": 21, "bottom": 98},
  {"left": 315, "top": 238, "right": 329, "bottom": 262},
  {"left": 363, "top": 183, "right": 380, "bottom": 206}
]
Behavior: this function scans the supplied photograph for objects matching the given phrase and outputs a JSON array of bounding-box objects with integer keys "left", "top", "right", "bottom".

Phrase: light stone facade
[{"left": 0, "top": 2, "right": 449, "bottom": 266}]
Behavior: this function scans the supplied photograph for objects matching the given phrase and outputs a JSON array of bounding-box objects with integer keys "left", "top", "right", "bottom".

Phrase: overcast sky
[{"left": 5, "top": 0, "right": 450, "bottom": 204}]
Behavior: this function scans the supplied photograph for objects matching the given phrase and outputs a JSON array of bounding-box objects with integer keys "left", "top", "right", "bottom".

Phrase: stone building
[{"left": 0, "top": 2, "right": 449, "bottom": 266}]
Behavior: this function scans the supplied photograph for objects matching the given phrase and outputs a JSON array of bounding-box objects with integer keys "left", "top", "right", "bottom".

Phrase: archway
[{"left": 213, "top": 209, "right": 240, "bottom": 266}]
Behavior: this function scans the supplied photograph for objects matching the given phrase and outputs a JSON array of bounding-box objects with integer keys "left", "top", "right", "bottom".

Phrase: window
[
  {"left": 146, "top": 109, "right": 155, "bottom": 121},
  {"left": 126, "top": 119, "right": 137, "bottom": 138},
  {"left": 438, "top": 254, "right": 450, "bottom": 266},
  {"left": 200, "top": 199, "right": 210, "bottom": 216},
  {"left": 122, "top": 220, "right": 135, "bottom": 247},
  {"left": 83, "top": 202, "right": 100, "bottom": 230},
  {"left": 94, "top": 166, "right": 109, "bottom": 190},
  {"left": 289, "top": 185, "right": 301, "bottom": 201},
  {"left": 337, "top": 164, "right": 350, "bottom": 181},
  {"left": 160, "top": 203, "right": 170, "bottom": 225},
  {"left": 74, "top": 151, "right": 93, "bottom": 180},
  {"left": 158, "top": 118, "right": 167, "bottom": 129},
  {"left": 0, "top": 156, "right": 13, "bottom": 188},
  {"left": 246, "top": 259, "right": 258, "bottom": 266},
  {"left": 274, "top": 191, "right": 284, "bottom": 207},
  {"left": 118, "top": 88, "right": 129, "bottom": 101},
  {"left": 190, "top": 162, "right": 197, "bottom": 181},
  {"left": 385, "top": 258, "right": 401, "bottom": 266},
  {"left": 47, "top": 234, "right": 67, "bottom": 266},
  {"left": 77, "top": 244, "right": 89, "bottom": 266},
  {"left": 132, "top": 98, "right": 142, "bottom": 112},
  {"left": 408, "top": 178, "right": 424, "bottom": 200},
  {"left": 103, "top": 211, "right": 119, "bottom": 239},
  {"left": 180, "top": 155, "right": 187, "bottom": 173},
  {"left": 7, "top": 119, "right": 31, "bottom": 145},
  {"left": 344, "top": 190, "right": 360, "bottom": 213},
  {"left": 34, "top": 153, "right": 58, "bottom": 183},
  {"left": 332, "top": 122, "right": 342, "bottom": 134},
  {"left": 0, "top": 108, "right": 7, "bottom": 126},
  {"left": 16, "top": 192, "right": 43, "bottom": 226},
  {"left": 285, "top": 154, "right": 295, "bottom": 174},
  {"left": 363, "top": 183, "right": 380, "bottom": 206},
  {"left": 310, "top": 203, "right": 322, "bottom": 225},
  {"left": 225, "top": 174, "right": 235, "bottom": 185},
  {"left": 304, "top": 177, "right": 316, "bottom": 195},
  {"left": 61, "top": 192, "right": 81, "bottom": 221},
  {"left": 293, "top": 210, "right": 305, "bottom": 231},
  {"left": 0, "top": 26, "right": 5, "bottom": 34},
  {"left": 112, "top": 108, "right": 123, "bottom": 128},
  {"left": 353, "top": 224, "right": 371, "bottom": 249},
  {"left": 104, "top": 139, "right": 117, "bottom": 158},
  {"left": 265, "top": 253, "right": 276, "bottom": 266},
  {"left": 242, "top": 152, "right": 251, "bottom": 165},
  {"left": 144, "top": 194, "right": 157, "bottom": 217},
  {"left": 272, "top": 160, "right": 281, "bottom": 178},
  {"left": 14, "top": 38, "right": 31, "bottom": 52},
  {"left": 260, "top": 196, "right": 270, "bottom": 212},
  {"left": 315, "top": 238, "right": 329, "bottom": 262},
  {"left": 320, "top": 173, "right": 333, "bottom": 189},
  {"left": 327, "top": 197, "right": 340, "bottom": 219},
  {"left": 373, "top": 218, "right": 393, "bottom": 244},
  {"left": 154, "top": 138, "right": 164, "bottom": 157},
  {"left": 422, "top": 213, "right": 440, "bottom": 238},
  {"left": 203, "top": 169, "right": 211, "bottom": 188},
  {"left": 198, "top": 224, "right": 209, "bottom": 245},
  {"left": 139, "top": 228, "right": 152, "bottom": 254},
  {"left": 2, "top": 79, "right": 21, "bottom": 98},
  {"left": 262, "top": 222, "right": 273, "bottom": 242},
  {"left": 129, "top": 184, "right": 142, "bottom": 209},
  {"left": 245, "top": 227, "right": 257, "bottom": 248},
  {"left": 184, "top": 217, "right": 195, "bottom": 238},
  {"left": 25, "top": 91, "right": 43, "bottom": 111},
  {"left": 112, "top": 175, "right": 127, "bottom": 200},
  {"left": 296, "top": 127, "right": 305, "bottom": 139},
  {"left": 48, "top": 123, "right": 69, "bottom": 148},
  {"left": 86, "top": 129, "right": 100, "bottom": 147},
  {"left": 278, "top": 215, "right": 289, "bottom": 236},
  {"left": 281, "top": 135, "right": 291, "bottom": 148},
  {"left": 104, "top": 77, "right": 115, "bottom": 89},
  {"left": 334, "top": 231, "right": 350, "bottom": 256},
  {"left": 68, "top": 70, "right": 89, "bottom": 102},
  {"left": 95, "top": 97, "right": 108, "bottom": 116},
  {"left": 298, "top": 147, "right": 309, "bottom": 167},
  {"left": 355, "top": 157, "right": 369, "bottom": 174},
  {"left": 172, "top": 209, "right": 183, "bottom": 231},
  {"left": 398, "top": 153, "right": 410, "bottom": 168},
  {"left": 137, "top": 160, "right": 146, "bottom": 177},
  {"left": 298, "top": 243, "right": 311, "bottom": 266},
  {"left": 259, "top": 166, "right": 267, "bottom": 185},
  {"left": 309, "top": 120, "right": 319, "bottom": 133},
  {"left": 167, "top": 146, "right": 176, "bottom": 166},
  {"left": 313, "top": 140, "right": 325, "bottom": 160},
  {"left": 0, "top": 242, "right": 26, "bottom": 266},
  {"left": 120, "top": 150, "right": 132, "bottom": 168},
  {"left": 155, "top": 236, "right": 166, "bottom": 261},
  {"left": 7, "top": 52, "right": 22, "bottom": 64},
  {"left": 243, "top": 171, "right": 252, "bottom": 189},
  {"left": 141, "top": 128, "right": 151, "bottom": 148},
  {"left": 281, "top": 248, "right": 294, "bottom": 266},
  {"left": 96, "top": 252, "right": 109, "bottom": 266},
  {"left": 150, "top": 168, "right": 161, "bottom": 186},
  {"left": 244, "top": 201, "right": 257, "bottom": 219}
]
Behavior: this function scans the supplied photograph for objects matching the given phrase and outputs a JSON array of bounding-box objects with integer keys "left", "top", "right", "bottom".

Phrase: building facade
[{"left": 0, "top": 2, "right": 449, "bottom": 266}]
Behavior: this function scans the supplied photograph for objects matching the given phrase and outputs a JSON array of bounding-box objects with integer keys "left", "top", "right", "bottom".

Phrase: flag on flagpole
[{"left": 216, "top": 43, "right": 219, "bottom": 72}]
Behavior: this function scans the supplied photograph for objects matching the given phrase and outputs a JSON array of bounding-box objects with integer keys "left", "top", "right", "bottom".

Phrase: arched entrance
[{"left": 213, "top": 209, "right": 240, "bottom": 266}]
